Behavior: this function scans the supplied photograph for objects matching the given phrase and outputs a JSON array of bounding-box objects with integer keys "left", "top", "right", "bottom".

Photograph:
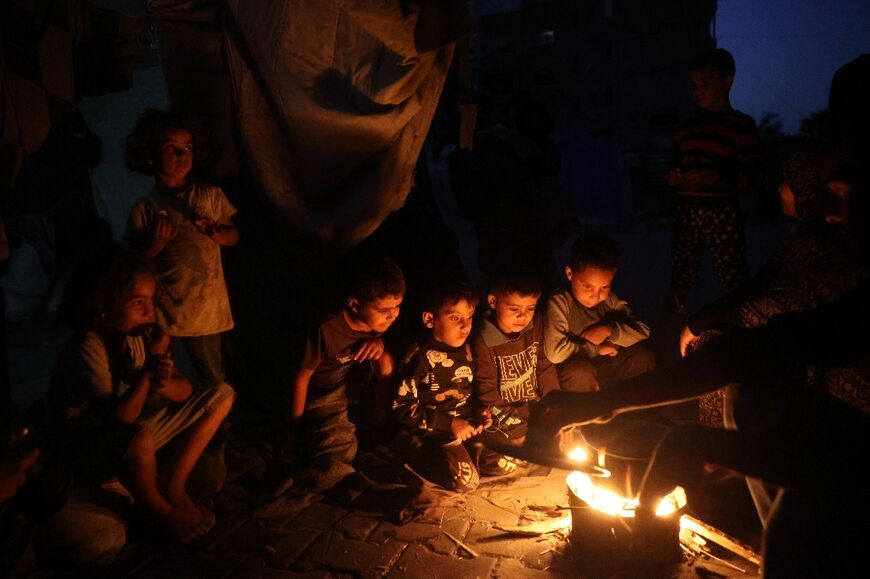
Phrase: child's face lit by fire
[
  {"left": 347, "top": 295, "right": 403, "bottom": 334},
  {"left": 116, "top": 274, "right": 157, "bottom": 333},
  {"left": 155, "top": 128, "right": 194, "bottom": 188},
  {"left": 488, "top": 292, "right": 538, "bottom": 334},
  {"left": 567, "top": 266, "right": 616, "bottom": 308},
  {"left": 423, "top": 299, "right": 475, "bottom": 348}
]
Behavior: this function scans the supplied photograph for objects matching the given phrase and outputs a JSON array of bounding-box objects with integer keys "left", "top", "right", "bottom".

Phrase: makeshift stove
[
  {"left": 486, "top": 416, "right": 763, "bottom": 572},
  {"left": 562, "top": 419, "right": 687, "bottom": 564}
]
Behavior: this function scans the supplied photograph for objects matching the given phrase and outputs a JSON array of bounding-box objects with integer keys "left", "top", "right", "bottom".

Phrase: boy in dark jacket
[{"left": 393, "top": 279, "right": 511, "bottom": 491}]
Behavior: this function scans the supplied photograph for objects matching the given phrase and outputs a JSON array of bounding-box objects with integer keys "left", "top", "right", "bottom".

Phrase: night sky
[{"left": 717, "top": 0, "right": 870, "bottom": 133}]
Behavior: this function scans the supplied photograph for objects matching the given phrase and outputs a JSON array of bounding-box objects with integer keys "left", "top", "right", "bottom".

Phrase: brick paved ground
[{"left": 66, "top": 453, "right": 759, "bottom": 579}]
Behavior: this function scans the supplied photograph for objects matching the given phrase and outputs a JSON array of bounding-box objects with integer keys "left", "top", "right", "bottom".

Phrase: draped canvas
[{"left": 222, "top": 1, "right": 457, "bottom": 249}]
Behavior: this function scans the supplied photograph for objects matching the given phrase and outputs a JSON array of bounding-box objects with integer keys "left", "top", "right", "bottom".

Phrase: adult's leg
[
  {"left": 722, "top": 385, "right": 774, "bottom": 527},
  {"left": 181, "top": 333, "right": 225, "bottom": 386},
  {"left": 708, "top": 203, "right": 749, "bottom": 292},
  {"left": 557, "top": 356, "right": 599, "bottom": 392}
]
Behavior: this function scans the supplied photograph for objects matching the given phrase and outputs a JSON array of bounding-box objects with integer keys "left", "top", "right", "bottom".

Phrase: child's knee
[
  {"left": 624, "top": 344, "right": 657, "bottom": 374},
  {"left": 557, "top": 357, "right": 598, "bottom": 392},
  {"left": 209, "top": 381, "right": 235, "bottom": 416}
]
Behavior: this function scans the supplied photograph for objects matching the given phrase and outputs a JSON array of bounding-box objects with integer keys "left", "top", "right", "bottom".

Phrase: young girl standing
[{"left": 124, "top": 110, "right": 238, "bottom": 386}]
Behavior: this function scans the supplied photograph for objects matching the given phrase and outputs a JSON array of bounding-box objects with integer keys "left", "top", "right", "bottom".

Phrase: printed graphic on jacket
[
  {"left": 495, "top": 342, "right": 540, "bottom": 403},
  {"left": 394, "top": 341, "right": 475, "bottom": 433}
]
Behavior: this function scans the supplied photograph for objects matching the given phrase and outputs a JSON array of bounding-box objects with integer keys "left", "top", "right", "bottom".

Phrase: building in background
[{"left": 468, "top": 0, "right": 717, "bottom": 218}]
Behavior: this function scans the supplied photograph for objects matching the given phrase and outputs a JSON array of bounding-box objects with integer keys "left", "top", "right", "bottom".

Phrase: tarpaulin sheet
[{"left": 221, "top": 1, "right": 457, "bottom": 249}]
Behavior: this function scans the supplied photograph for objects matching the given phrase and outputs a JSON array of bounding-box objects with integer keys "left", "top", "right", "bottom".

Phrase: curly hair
[{"left": 124, "top": 109, "right": 198, "bottom": 176}]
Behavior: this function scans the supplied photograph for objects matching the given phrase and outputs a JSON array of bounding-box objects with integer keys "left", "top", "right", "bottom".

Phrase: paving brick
[
  {"left": 387, "top": 544, "right": 497, "bottom": 579},
  {"left": 217, "top": 520, "right": 289, "bottom": 558},
  {"left": 270, "top": 528, "right": 325, "bottom": 568},
  {"left": 251, "top": 493, "right": 319, "bottom": 528},
  {"left": 459, "top": 494, "right": 521, "bottom": 527},
  {"left": 288, "top": 502, "right": 349, "bottom": 531},
  {"left": 191, "top": 517, "right": 246, "bottom": 553},
  {"left": 415, "top": 506, "right": 468, "bottom": 526},
  {"left": 124, "top": 546, "right": 245, "bottom": 579},
  {"left": 231, "top": 558, "right": 351, "bottom": 579},
  {"left": 493, "top": 558, "right": 574, "bottom": 578},
  {"left": 463, "top": 521, "right": 561, "bottom": 569},
  {"left": 370, "top": 516, "right": 469, "bottom": 544},
  {"left": 334, "top": 512, "right": 380, "bottom": 541},
  {"left": 295, "top": 531, "right": 406, "bottom": 577}
]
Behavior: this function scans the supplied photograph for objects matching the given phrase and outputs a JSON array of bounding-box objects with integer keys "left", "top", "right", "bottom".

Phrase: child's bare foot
[
  {"left": 195, "top": 505, "right": 216, "bottom": 533},
  {"left": 158, "top": 506, "right": 211, "bottom": 543},
  {"left": 167, "top": 489, "right": 198, "bottom": 514}
]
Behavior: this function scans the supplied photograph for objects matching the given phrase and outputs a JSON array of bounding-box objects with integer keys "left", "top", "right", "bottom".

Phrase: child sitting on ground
[
  {"left": 47, "top": 255, "right": 234, "bottom": 543},
  {"left": 124, "top": 110, "right": 239, "bottom": 387},
  {"left": 471, "top": 269, "right": 559, "bottom": 448},
  {"left": 544, "top": 232, "right": 654, "bottom": 391},
  {"left": 393, "top": 279, "right": 513, "bottom": 492},
  {"left": 288, "top": 257, "right": 404, "bottom": 489}
]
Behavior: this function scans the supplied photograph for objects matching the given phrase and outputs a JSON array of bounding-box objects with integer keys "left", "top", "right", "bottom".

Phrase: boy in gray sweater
[{"left": 544, "top": 233, "right": 654, "bottom": 391}]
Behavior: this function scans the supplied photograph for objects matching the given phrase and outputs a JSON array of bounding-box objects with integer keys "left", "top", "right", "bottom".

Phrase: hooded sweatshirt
[{"left": 471, "top": 312, "right": 559, "bottom": 435}]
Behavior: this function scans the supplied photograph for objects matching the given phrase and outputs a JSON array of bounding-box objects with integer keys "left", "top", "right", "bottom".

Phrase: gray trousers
[{"left": 557, "top": 342, "right": 656, "bottom": 392}]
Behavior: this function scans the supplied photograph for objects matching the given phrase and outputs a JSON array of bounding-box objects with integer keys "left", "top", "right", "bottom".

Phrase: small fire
[
  {"left": 566, "top": 447, "right": 687, "bottom": 518},
  {"left": 567, "top": 446, "right": 588, "bottom": 463}
]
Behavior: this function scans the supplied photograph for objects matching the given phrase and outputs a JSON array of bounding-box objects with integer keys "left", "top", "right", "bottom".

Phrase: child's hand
[
  {"left": 156, "top": 353, "right": 174, "bottom": 382},
  {"left": 353, "top": 338, "right": 385, "bottom": 361},
  {"left": 150, "top": 211, "right": 176, "bottom": 254},
  {"left": 581, "top": 324, "right": 612, "bottom": 346},
  {"left": 478, "top": 408, "right": 494, "bottom": 429},
  {"left": 598, "top": 343, "right": 619, "bottom": 357},
  {"left": 679, "top": 324, "right": 699, "bottom": 358},
  {"left": 451, "top": 417, "right": 479, "bottom": 441},
  {"left": 148, "top": 353, "right": 174, "bottom": 389},
  {"left": 195, "top": 217, "right": 217, "bottom": 238}
]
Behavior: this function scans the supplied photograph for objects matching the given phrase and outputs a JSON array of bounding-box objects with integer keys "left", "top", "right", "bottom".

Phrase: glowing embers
[{"left": 567, "top": 470, "right": 687, "bottom": 518}]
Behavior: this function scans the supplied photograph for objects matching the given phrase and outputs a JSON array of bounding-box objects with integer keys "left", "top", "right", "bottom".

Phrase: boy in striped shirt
[{"left": 663, "top": 48, "right": 764, "bottom": 316}]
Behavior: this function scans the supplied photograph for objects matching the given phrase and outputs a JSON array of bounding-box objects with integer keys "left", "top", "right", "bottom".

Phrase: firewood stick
[
  {"left": 680, "top": 515, "right": 762, "bottom": 565},
  {"left": 443, "top": 530, "right": 479, "bottom": 558}
]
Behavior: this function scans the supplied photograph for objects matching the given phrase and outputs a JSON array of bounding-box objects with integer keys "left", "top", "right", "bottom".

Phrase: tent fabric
[{"left": 220, "top": 1, "right": 457, "bottom": 249}]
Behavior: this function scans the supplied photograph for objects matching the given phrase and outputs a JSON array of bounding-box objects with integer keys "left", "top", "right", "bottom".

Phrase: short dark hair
[
  {"left": 91, "top": 253, "right": 155, "bottom": 332},
  {"left": 125, "top": 109, "right": 197, "bottom": 175},
  {"left": 422, "top": 278, "right": 479, "bottom": 314},
  {"left": 488, "top": 268, "right": 541, "bottom": 298},
  {"left": 346, "top": 257, "right": 406, "bottom": 304},
  {"left": 690, "top": 48, "right": 736, "bottom": 77},
  {"left": 568, "top": 232, "right": 621, "bottom": 272}
]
